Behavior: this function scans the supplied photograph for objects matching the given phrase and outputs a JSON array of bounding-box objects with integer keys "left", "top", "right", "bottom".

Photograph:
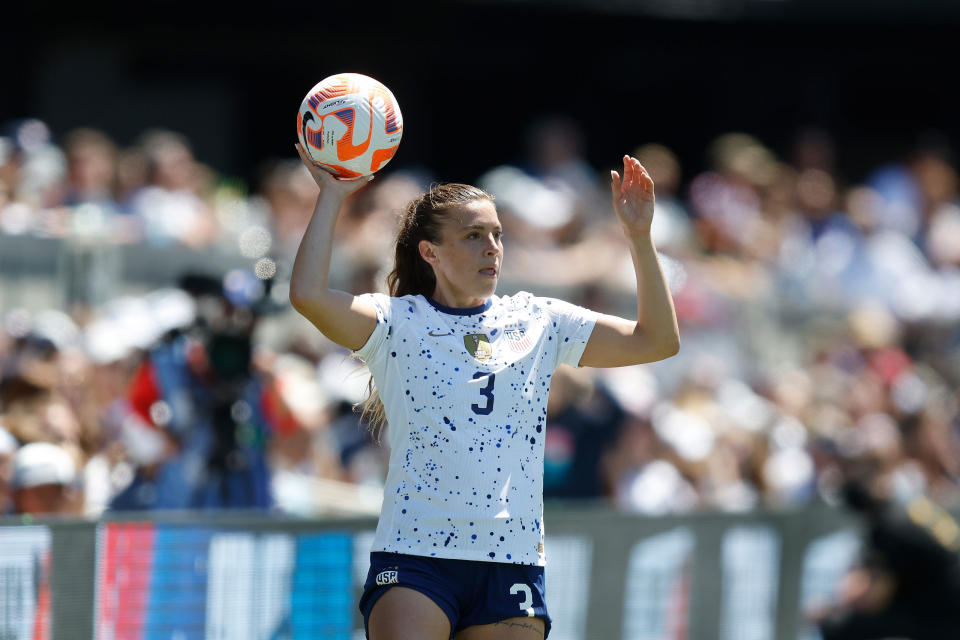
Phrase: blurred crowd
[{"left": 0, "top": 116, "right": 958, "bottom": 519}]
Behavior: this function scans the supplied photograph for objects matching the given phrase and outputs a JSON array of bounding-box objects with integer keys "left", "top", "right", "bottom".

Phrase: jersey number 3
[{"left": 471, "top": 372, "right": 496, "bottom": 415}]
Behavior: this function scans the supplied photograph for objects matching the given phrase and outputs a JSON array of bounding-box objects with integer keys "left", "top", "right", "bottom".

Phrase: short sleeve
[
  {"left": 351, "top": 292, "right": 392, "bottom": 365},
  {"left": 542, "top": 297, "right": 598, "bottom": 369}
]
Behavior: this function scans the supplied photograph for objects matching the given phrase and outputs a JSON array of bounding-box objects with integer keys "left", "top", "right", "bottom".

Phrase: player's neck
[{"left": 429, "top": 287, "right": 488, "bottom": 309}]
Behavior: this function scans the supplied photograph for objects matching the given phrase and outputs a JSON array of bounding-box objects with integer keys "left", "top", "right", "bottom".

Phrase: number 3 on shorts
[{"left": 509, "top": 583, "right": 534, "bottom": 617}]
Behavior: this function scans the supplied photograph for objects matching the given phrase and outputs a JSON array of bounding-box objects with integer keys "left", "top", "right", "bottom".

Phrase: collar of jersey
[{"left": 425, "top": 296, "right": 492, "bottom": 316}]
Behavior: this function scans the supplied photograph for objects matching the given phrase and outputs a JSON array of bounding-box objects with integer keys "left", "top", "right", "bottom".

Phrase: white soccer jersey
[{"left": 354, "top": 292, "right": 598, "bottom": 566}]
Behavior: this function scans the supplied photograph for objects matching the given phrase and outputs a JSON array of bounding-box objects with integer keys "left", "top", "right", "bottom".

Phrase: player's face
[{"left": 422, "top": 199, "right": 503, "bottom": 308}]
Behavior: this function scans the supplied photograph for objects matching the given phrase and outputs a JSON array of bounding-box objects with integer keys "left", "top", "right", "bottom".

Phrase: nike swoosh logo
[{"left": 429, "top": 331, "right": 453, "bottom": 337}]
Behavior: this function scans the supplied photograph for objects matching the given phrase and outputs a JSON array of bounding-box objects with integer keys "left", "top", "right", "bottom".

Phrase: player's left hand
[{"left": 610, "top": 155, "right": 655, "bottom": 237}]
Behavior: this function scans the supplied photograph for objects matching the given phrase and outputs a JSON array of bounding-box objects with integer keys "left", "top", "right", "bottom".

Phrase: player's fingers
[
  {"left": 632, "top": 157, "right": 644, "bottom": 176},
  {"left": 634, "top": 159, "right": 652, "bottom": 189},
  {"left": 637, "top": 160, "right": 650, "bottom": 178},
  {"left": 622, "top": 155, "right": 634, "bottom": 193},
  {"left": 295, "top": 143, "right": 314, "bottom": 169},
  {"left": 336, "top": 174, "right": 375, "bottom": 191},
  {"left": 610, "top": 170, "right": 622, "bottom": 200},
  {"left": 630, "top": 158, "right": 651, "bottom": 192},
  {"left": 631, "top": 156, "right": 643, "bottom": 184}
]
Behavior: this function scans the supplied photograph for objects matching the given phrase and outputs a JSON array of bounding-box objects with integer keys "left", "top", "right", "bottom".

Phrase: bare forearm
[
  {"left": 290, "top": 193, "right": 342, "bottom": 304},
  {"left": 627, "top": 231, "right": 680, "bottom": 356},
  {"left": 579, "top": 156, "right": 679, "bottom": 368},
  {"left": 288, "top": 192, "right": 376, "bottom": 350},
  {"left": 287, "top": 146, "right": 378, "bottom": 350}
]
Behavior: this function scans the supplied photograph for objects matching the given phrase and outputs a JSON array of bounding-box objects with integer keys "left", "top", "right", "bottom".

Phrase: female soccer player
[{"left": 290, "top": 143, "right": 680, "bottom": 640}]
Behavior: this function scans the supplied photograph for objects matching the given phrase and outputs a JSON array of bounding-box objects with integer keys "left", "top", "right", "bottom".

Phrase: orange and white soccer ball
[{"left": 296, "top": 73, "right": 403, "bottom": 179}]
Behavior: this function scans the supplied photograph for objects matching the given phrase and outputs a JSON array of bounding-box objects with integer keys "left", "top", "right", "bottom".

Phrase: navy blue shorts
[{"left": 359, "top": 551, "right": 551, "bottom": 639}]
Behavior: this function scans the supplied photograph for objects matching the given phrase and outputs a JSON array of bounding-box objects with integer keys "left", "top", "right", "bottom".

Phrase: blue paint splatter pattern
[{"left": 353, "top": 292, "right": 597, "bottom": 565}]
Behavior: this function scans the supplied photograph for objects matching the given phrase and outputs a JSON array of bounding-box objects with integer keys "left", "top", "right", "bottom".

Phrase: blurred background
[{"left": 1, "top": 1, "right": 959, "bottom": 638}]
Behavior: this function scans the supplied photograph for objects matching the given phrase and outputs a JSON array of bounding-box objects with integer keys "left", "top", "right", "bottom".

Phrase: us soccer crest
[
  {"left": 504, "top": 326, "right": 532, "bottom": 353},
  {"left": 464, "top": 333, "right": 492, "bottom": 361}
]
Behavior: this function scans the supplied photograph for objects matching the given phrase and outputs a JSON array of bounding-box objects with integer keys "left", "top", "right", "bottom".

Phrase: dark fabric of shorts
[{"left": 359, "top": 551, "right": 551, "bottom": 639}]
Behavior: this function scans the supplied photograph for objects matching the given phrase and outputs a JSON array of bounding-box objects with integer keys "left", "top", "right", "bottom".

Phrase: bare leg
[
  {"left": 455, "top": 616, "right": 546, "bottom": 640},
  {"left": 368, "top": 586, "right": 452, "bottom": 640}
]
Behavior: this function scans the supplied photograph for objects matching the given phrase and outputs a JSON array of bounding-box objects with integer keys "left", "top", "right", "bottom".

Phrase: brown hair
[{"left": 357, "top": 183, "right": 495, "bottom": 438}]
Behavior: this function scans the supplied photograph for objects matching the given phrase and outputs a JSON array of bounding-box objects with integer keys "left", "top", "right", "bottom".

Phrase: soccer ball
[{"left": 296, "top": 73, "right": 403, "bottom": 179}]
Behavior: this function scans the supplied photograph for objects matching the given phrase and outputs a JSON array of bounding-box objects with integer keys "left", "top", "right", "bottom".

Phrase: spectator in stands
[
  {"left": 128, "top": 129, "right": 218, "bottom": 248},
  {"left": 114, "top": 145, "right": 150, "bottom": 211},
  {"left": 258, "top": 159, "right": 321, "bottom": 259},
  {"left": 1, "top": 120, "right": 64, "bottom": 210},
  {"left": 634, "top": 143, "right": 695, "bottom": 258},
  {"left": 688, "top": 132, "right": 773, "bottom": 255},
  {"left": 10, "top": 441, "right": 79, "bottom": 515},
  {"left": 1, "top": 117, "right": 959, "bottom": 520},
  {"left": 0, "top": 136, "right": 15, "bottom": 213},
  {"left": 524, "top": 115, "right": 607, "bottom": 240},
  {"left": 543, "top": 367, "right": 626, "bottom": 499},
  {"left": 0, "top": 426, "right": 17, "bottom": 513},
  {"left": 905, "top": 133, "right": 960, "bottom": 269},
  {"left": 817, "top": 463, "right": 960, "bottom": 640},
  {"left": 62, "top": 128, "right": 119, "bottom": 209}
]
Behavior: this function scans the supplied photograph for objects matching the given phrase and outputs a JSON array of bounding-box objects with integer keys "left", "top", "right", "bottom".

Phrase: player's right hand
[{"left": 295, "top": 142, "right": 373, "bottom": 197}]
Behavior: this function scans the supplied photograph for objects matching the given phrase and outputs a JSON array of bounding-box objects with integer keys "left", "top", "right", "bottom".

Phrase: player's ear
[{"left": 418, "top": 239, "right": 438, "bottom": 265}]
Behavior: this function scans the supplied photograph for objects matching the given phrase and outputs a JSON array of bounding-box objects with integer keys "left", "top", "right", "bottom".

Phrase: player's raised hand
[
  {"left": 295, "top": 142, "right": 373, "bottom": 197},
  {"left": 610, "top": 155, "right": 655, "bottom": 236}
]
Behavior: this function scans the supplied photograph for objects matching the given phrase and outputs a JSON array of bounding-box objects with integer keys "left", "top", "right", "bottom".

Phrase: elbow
[
  {"left": 289, "top": 286, "right": 337, "bottom": 329},
  {"left": 288, "top": 286, "right": 316, "bottom": 317},
  {"left": 625, "top": 332, "right": 680, "bottom": 366},
  {"left": 288, "top": 268, "right": 320, "bottom": 312},
  {"left": 666, "top": 331, "right": 680, "bottom": 358},
  {"left": 288, "top": 287, "right": 306, "bottom": 313},
  {"left": 651, "top": 332, "right": 680, "bottom": 362},
  {"left": 665, "top": 334, "right": 681, "bottom": 358}
]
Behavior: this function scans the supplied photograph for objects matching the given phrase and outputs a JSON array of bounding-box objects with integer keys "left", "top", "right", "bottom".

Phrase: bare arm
[
  {"left": 288, "top": 143, "right": 379, "bottom": 351},
  {"left": 579, "top": 155, "right": 680, "bottom": 367}
]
